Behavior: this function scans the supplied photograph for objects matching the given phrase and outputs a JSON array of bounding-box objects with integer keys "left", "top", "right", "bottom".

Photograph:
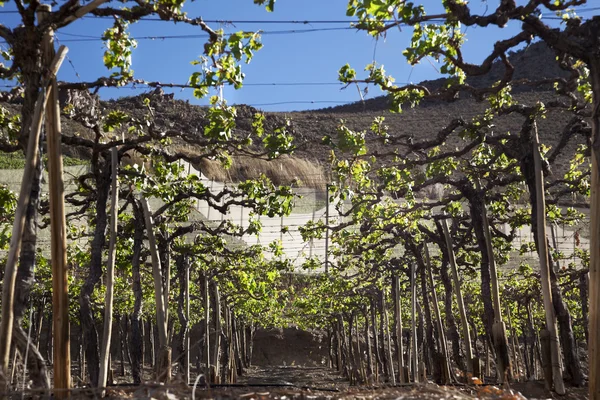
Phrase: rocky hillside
[
  {"left": 316, "top": 41, "right": 568, "bottom": 114},
  {"left": 0, "top": 42, "right": 588, "bottom": 187},
  {"left": 283, "top": 41, "right": 586, "bottom": 181}
]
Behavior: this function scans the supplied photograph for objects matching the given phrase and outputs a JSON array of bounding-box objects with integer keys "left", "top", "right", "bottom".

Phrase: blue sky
[{"left": 1, "top": 1, "right": 597, "bottom": 111}]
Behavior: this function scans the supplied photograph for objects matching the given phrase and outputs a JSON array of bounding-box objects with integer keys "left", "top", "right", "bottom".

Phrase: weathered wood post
[
  {"left": 99, "top": 148, "right": 119, "bottom": 391},
  {"left": 325, "top": 184, "right": 330, "bottom": 273},
  {"left": 424, "top": 245, "right": 451, "bottom": 384},
  {"left": 0, "top": 23, "right": 68, "bottom": 393},
  {"left": 203, "top": 273, "right": 211, "bottom": 385},
  {"left": 533, "top": 122, "right": 565, "bottom": 394},
  {"left": 381, "top": 290, "right": 396, "bottom": 384},
  {"left": 38, "top": 8, "right": 72, "bottom": 394},
  {"left": 392, "top": 273, "right": 406, "bottom": 383},
  {"left": 212, "top": 282, "right": 221, "bottom": 384},
  {"left": 480, "top": 195, "right": 511, "bottom": 383},
  {"left": 441, "top": 217, "right": 474, "bottom": 377},
  {"left": 141, "top": 197, "right": 171, "bottom": 382},
  {"left": 185, "top": 257, "right": 190, "bottom": 384},
  {"left": 410, "top": 263, "right": 419, "bottom": 382},
  {"left": 589, "top": 52, "right": 600, "bottom": 400}
]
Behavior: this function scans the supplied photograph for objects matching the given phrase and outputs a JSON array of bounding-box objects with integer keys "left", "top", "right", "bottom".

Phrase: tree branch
[
  {"left": 52, "top": 0, "right": 111, "bottom": 29},
  {"left": 0, "top": 24, "right": 13, "bottom": 43}
]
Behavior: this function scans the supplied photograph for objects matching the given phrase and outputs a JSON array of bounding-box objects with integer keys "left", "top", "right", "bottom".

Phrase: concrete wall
[{"left": 0, "top": 162, "right": 589, "bottom": 271}]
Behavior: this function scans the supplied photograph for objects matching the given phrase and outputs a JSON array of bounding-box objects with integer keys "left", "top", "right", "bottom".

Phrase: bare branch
[
  {"left": 58, "top": 78, "right": 205, "bottom": 91},
  {"left": 52, "top": 0, "right": 111, "bottom": 29},
  {"left": 522, "top": 15, "right": 589, "bottom": 61},
  {"left": 0, "top": 64, "right": 18, "bottom": 81},
  {"left": 0, "top": 24, "right": 13, "bottom": 43}
]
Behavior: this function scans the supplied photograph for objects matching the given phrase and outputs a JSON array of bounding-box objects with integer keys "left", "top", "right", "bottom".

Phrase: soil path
[{"left": 238, "top": 365, "right": 349, "bottom": 391}]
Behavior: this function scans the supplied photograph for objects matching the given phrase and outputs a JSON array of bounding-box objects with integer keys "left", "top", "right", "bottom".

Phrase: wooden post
[
  {"left": 0, "top": 86, "right": 49, "bottom": 386},
  {"left": 540, "top": 329, "right": 553, "bottom": 390},
  {"left": 506, "top": 305, "right": 521, "bottom": 381},
  {"left": 185, "top": 257, "right": 190, "bottom": 384},
  {"left": 589, "top": 64, "right": 600, "bottom": 399},
  {"left": 393, "top": 274, "right": 406, "bottom": 383},
  {"left": 40, "top": 10, "right": 72, "bottom": 396},
  {"left": 410, "top": 263, "right": 419, "bottom": 382},
  {"left": 203, "top": 273, "right": 211, "bottom": 386},
  {"left": 99, "top": 148, "right": 119, "bottom": 390},
  {"left": 441, "top": 217, "right": 474, "bottom": 376},
  {"left": 363, "top": 309, "right": 374, "bottom": 381},
  {"left": 9, "top": 345, "right": 18, "bottom": 385},
  {"left": 355, "top": 312, "right": 365, "bottom": 382},
  {"left": 533, "top": 122, "right": 565, "bottom": 394},
  {"left": 212, "top": 282, "right": 221, "bottom": 384},
  {"left": 369, "top": 300, "right": 381, "bottom": 381},
  {"left": 526, "top": 302, "right": 541, "bottom": 380},
  {"left": 485, "top": 339, "right": 490, "bottom": 378},
  {"left": 140, "top": 197, "right": 171, "bottom": 382},
  {"left": 0, "top": 34, "right": 67, "bottom": 391},
  {"left": 325, "top": 184, "right": 330, "bottom": 273},
  {"left": 382, "top": 290, "right": 396, "bottom": 384},
  {"left": 480, "top": 195, "right": 511, "bottom": 383},
  {"left": 424, "top": 245, "right": 451, "bottom": 384},
  {"left": 335, "top": 320, "right": 343, "bottom": 373}
]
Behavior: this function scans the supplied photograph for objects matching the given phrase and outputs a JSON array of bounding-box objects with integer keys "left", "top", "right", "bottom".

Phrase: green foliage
[
  {"left": 0, "top": 184, "right": 16, "bottom": 249},
  {"left": 103, "top": 110, "right": 131, "bottom": 133},
  {"left": 0, "top": 152, "right": 26, "bottom": 169},
  {"left": 0, "top": 152, "right": 88, "bottom": 169},
  {"left": 338, "top": 64, "right": 357, "bottom": 82},
  {"left": 102, "top": 18, "right": 137, "bottom": 82},
  {"left": 189, "top": 31, "right": 262, "bottom": 98},
  {"left": 253, "top": 0, "right": 275, "bottom": 12},
  {"left": 0, "top": 105, "right": 20, "bottom": 143},
  {"left": 238, "top": 176, "right": 295, "bottom": 218},
  {"left": 346, "top": 1, "right": 426, "bottom": 34},
  {"left": 564, "top": 144, "right": 590, "bottom": 196},
  {"left": 487, "top": 84, "right": 515, "bottom": 111},
  {"left": 403, "top": 22, "right": 465, "bottom": 83},
  {"left": 263, "top": 120, "right": 295, "bottom": 159}
]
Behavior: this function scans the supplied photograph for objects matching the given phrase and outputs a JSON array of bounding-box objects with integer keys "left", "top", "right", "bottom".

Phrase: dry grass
[{"left": 196, "top": 155, "right": 326, "bottom": 189}]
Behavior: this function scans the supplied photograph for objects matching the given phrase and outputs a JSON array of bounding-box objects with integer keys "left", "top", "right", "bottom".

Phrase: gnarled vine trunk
[
  {"left": 79, "top": 162, "right": 111, "bottom": 387},
  {"left": 130, "top": 201, "right": 145, "bottom": 384},
  {"left": 439, "top": 256, "right": 463, "bottom": 370},
  {"left": 520, "top": 138, "right": 583, "bottom": 386}
]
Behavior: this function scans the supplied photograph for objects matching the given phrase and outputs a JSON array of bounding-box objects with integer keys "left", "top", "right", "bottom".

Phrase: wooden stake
[
  {"left": 382, "top": 290, "right": 395, "bottom": 384},
  {"left": 140, "top": 196, "right": 171, "bottom": 382},
  {"left": 533, "top": 122, "right": 565, "bottom": 394},
  {"left": 185, "top": 257, "right": 190, "bottom": 384},
  {"left": 480, "top": 196, "right": 511, "bottom": 383},
  {"left": 212, "top": 282, "right": 221, "bottom": 384},
  {"left": 410, "top": 263, "right": 419, "bottom": 382},
  {"left": 424, "top": 245, "right": 451, "bottom": 384},
  {"left": 441, "top": 217, "right": 474, "bottom": 376},
  {"left": 589, "top": 60, "right": 600, "bottom": 399},
  {"left": 203, "top": 273, "right": 211, "bottom": 386},
  {"left": 38, "top": 7, "right": 73, "bottom": 393},
  {"left": 506, "top": 305, "right": 521, "bottom": 381},
  {"left": 393, "top": 274, "right": 406, "bottom": 383},
  {"left": 0, "top": 43, "right": 67, "bottom": 387},
  {"left": 99, "top": 148, "right": 119, "bottom": 390}
]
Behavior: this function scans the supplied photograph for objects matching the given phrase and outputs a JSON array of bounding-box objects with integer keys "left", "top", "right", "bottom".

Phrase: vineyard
[{"left": 0, "top": 0, "right": 599, "bottom": 399}]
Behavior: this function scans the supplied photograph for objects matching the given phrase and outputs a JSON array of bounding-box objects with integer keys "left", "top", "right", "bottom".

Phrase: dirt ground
[
  {"left": 5, "top": 363, "right": 589, "bottom": 399},
  {"left": 103, "top": 365, "right": 590, "bottom": 400},
  {"left": 5, "top": 327, "right": 589, "bottom": 399}
]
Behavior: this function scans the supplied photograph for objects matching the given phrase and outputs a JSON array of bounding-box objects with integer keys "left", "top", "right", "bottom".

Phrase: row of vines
[{"left": 0, "top": 0, "right": 599, "bottom": 398}]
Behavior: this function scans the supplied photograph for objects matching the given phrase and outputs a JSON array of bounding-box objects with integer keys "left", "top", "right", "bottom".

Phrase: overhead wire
[
  {"left": 54, "top": 36, "right": 83, "bottom": 81},
  {"left": 50, "top": 27, "right": 355, "bottom": 43},
  {"left": 2, "top": 7, "right": 599, "bottom": 18}
]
